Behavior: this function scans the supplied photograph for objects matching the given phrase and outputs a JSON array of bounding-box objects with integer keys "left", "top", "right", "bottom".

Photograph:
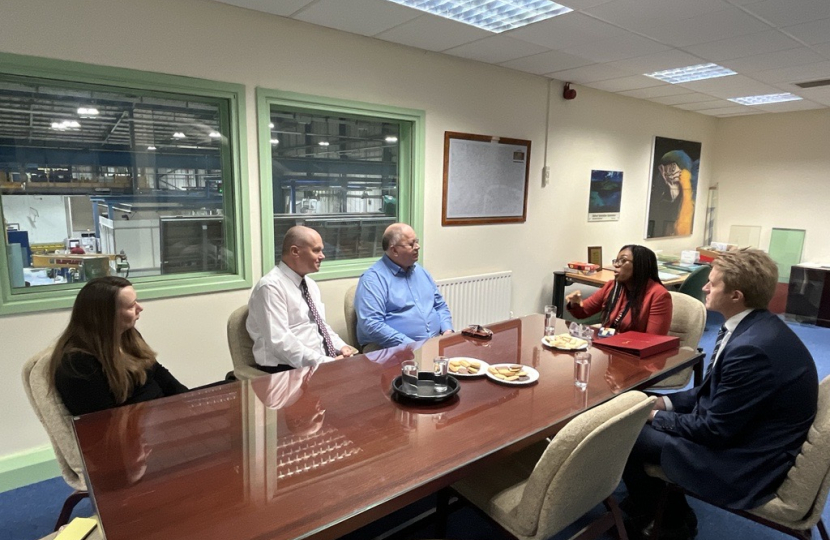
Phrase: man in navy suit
[{"left": 622, "top": 249, "right": 818, "bottom": 540}]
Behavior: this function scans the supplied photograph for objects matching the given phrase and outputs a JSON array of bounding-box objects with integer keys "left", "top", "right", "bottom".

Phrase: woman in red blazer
[{"left": 566, "top": 244, "right": 672, "bottom": 335}]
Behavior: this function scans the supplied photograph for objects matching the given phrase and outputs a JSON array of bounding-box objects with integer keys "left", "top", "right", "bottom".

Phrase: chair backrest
[
  {"left": 677, "top": 265, "right": 711, "bottom": 303},
  {"left": 668, "top": 291, "right": 707, "bottom": 350},
  {"left": 755, "top": 375, "right": 830, "bottom": 527},
  {"left": 21, "top": 348, "right": 86, "bottom": 491},
  {"left": 516, "top": 391, "right": 656, "bottom": 538},
  {"left": 227, "top": 305, "right": 265, "bottom": 380},
  {"left": 344, "top": 283, "right": 359, "bottom": 351}
]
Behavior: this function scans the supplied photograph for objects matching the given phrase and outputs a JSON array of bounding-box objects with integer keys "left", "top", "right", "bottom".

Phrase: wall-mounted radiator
[{"left": 436, "top": 271, "right": 512, "bottom": 329}]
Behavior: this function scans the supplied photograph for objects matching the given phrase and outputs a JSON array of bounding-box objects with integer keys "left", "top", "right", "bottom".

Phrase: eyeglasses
[
  {"left": 611, "top": 258, "right": 632, "bottom": 266},
  {"left": 396, "top": 239, "right": 420, "bottom": 249}
]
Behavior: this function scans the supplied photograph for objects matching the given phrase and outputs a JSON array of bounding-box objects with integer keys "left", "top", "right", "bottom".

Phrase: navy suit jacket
[{"left": 651, "top": 309, "right": 818, "bottom": 509}]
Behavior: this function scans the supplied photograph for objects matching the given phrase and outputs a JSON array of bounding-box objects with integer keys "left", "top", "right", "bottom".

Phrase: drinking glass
[
  {"left": 401, "top": 360, "right": 419, "bottom": 393},
  {"left": 544, "top": 305, "right": 557, "bottom": 335},
  {"left": 574, "top": 352, "right": 591, "bottom": 390},
  {"left": 433, "top": 356, "right": 449, "bottom": 392}
]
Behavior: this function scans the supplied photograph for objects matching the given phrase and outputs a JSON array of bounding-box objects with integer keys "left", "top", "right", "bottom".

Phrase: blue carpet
[{"left": 3, "top": 313, "right": 829, "bottom": 540}]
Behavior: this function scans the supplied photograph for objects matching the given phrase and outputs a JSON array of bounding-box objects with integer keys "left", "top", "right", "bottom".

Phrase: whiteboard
[{"left": 442, "top": 132, "right": 531, "bottom": 226}]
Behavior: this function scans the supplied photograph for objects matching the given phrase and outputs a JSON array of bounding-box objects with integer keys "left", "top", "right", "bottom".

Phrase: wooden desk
[
  {"left": 73, "top": 315, "right": 702, "bottom": 540},
  {"left": 552, "top": 269, "right": 688, "bottom": 318}
]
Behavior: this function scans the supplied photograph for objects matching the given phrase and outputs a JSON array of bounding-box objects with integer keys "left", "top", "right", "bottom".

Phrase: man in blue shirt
[{"left": 355, "top": 223, "right": 453, "bottom": 350}]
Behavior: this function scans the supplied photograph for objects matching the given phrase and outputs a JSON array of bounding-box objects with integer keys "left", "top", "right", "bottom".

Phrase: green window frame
[
  {"left": 255, "top": 88, "right": 425, "bottom": 280},
  {"left": 0, "top": 52, "right": 252, "bottom": 315}
]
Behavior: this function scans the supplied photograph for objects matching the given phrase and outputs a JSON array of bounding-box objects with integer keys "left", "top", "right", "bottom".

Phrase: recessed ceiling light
[
  {"left": 386, "top": 0, "right": 572, "bottom": 33},
  {"left": 77, "top": 107, "right": 99, "bottom": 117},
  {"left": 645, "top": 63, "right": 736, "bottom": 84},
  {"left": 270, "top": 138, "right": 279, "bottom": 145},
  {"left": 147, "top": 146, "right": 157, "bottom": 151},
  {"left": 173, "top": 132, "right": 186, "bottom": 139},
  {"left": 269, "top": 122, "right": 275, "bottom": 129},
  {"left": 318, "top": 141, "right": 330, "bottom": 146},
  {"left": 209, "top": 131, "right": 221, "bottom": 138},
  {"left": 385, "top": 136, "right": 398, "bottom": 143},
  {"left": 728, "top": 93, "right": 803, "bottom": 105}
]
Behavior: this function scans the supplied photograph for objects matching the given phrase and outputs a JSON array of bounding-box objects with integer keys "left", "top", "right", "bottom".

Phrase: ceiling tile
[
  {"left": 751, "top": 99, "right": 824, "bottom": 113},
  {"left": 619, "top": 85, "right": 693, "bottom": 98},
  {"left": 376, "top": 15, "right": 491, "bottom": 52},
  {"left": 796, "top": 87, "right": 830, "bottom": 106},
  {"left": 683, "top": 29, "right": 801, "bottom": 61},
  {"left": 678, "top": 74, "right": 780, "bottom": 98},
  {"left": 752, "top": 60, "right": 830, "bottom": 84},
  {"left": 293, "top": 0, "right": 420, "bottom": 36},
  {"left": 546, "top": 63, "right": 632, "bottom": 83},
  {"left": 675, "top": 99, "right": 735, "bottom": 111},
  {"left": 584, "top": 0, "right": 733, "bottom": 32},
  {"left": 650, "top": 93, "right": 723, "bottom": 105},
  {"left": 782, "top": 18, "right": 830, "bottom": 45},
  {"left": 216, "top": 0, "right": 315, "bottom": 16},
  {"left": 721, "top": 47, "right": 826, "bottom": 73},
  {"left": 812, "top": 42, "right": 830, "bottom": 59},
  {"left": 505, "top": 12, "right": 627, "bottom": 50},
  {"left": 636, "top": 7, "right": 771, "bottom": 47},
  {"left": 501, "top": 50, "right": 595, "bottom": 74},
  {"left": 585, "top": 75, "right": 665, "bottom": 92},
  {"left": 697, "top": 105, "right": 759, "bottom": 116},
  {"left": 561, "top": 33, "right": 670, "bottom": 63},
  {"left": 607, "top": 50, "right": 706, "bottom": 73},
  {"left": 444, "top": 35, "right": 550, "bottom": 64},
  {"left": 560, "top": 0, "right": 617, "bottom": 9},
  {"left": 741, "top": 0, "right": 830, "bottom": 28}
]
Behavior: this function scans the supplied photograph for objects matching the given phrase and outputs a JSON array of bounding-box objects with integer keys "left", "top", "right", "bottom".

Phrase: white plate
[
  {"left": 541, "top": 334, "right": 589, "bottom": 351},
  {"left": 485, "top": 364, "right": 540, "bottom": 386},
  {"left": 447, "top": 357, "right": 490, "bottom": 378}
]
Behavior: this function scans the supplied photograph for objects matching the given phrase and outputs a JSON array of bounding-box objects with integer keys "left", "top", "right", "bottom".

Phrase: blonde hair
[
  {"left": 712, "top": 249, "right": 778, "bottom": 309},
  {"left": 50, "top": 277, "right": 156, "bottom": 404}
]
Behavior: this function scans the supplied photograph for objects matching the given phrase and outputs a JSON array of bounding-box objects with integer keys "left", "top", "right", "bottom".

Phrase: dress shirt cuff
[{"left": 662, "top": 396, "right": 673, "bottom": 411}]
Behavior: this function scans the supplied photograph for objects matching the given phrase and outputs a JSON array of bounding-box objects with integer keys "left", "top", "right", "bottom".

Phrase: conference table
[
  {"left": 552, "top": 268, "right": 689, "bottom": 318},
  {"left": 72, "top": 315, "right": 703, "bottom": 540}
]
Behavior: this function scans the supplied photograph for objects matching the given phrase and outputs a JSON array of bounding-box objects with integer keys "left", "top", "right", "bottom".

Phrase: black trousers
[{"left": 622, "top": 423, "right": 691, "bottom": 522}]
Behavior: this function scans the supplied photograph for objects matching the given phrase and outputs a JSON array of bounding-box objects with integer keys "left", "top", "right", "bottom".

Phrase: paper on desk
[{"left": 56, "top": 517, "right": 98, "bottom": 540}]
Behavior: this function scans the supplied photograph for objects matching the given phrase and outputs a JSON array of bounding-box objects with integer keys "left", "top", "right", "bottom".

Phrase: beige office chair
[
  {"left": 452, "top": 391, "right": 656, "bottom": 540},
  {"left": 226, "top": 305, "right": 266, "bottom": 380},
  {"left": 344, "top": 283, "right": 360, "bottom": 353},
  {"left": 21, "top": 348, "right": 89, "bottom": 530},
  {"left": 650, "top": 291, "right": 707, "bottom": 390},
  {"left": 646, "top": 374, "right": 830, "bottom": 540}
]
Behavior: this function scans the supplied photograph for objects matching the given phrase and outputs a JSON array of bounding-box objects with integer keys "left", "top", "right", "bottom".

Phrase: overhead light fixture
[
  {"left": 384, "top": 136, "right": 398, "bottom": 143},
  {"left": 209, "top": 131, "right": 221, "bottom": 138},
  {"left": 645, "top": 63, "right": 736, "bottom": 84},
  {"left": 270, "top": 138, "right": 279, "bottom": 145},
  {"left": 728, "top": 93, "right": 802, "bottom": 105},
  {"left": 51, "top": 120, "right": 81, "bottom": 131},
  {"left": 77, "top": 107, "right": 99, "bottom": 117},
  {"left": 318, "top": 141, "right": 330, "bottom": 146},
  {"left": 385, "top": 0, "right": 572, "bottom": 33},
  {"left": 147, "top": 146, "right": 157, "bottom": 151},
  {"left": 269, "top": 122, "right": 275, "bottom": 129},
  {"left": 173, "top": 132, "right": 186, "bottom": 139}
]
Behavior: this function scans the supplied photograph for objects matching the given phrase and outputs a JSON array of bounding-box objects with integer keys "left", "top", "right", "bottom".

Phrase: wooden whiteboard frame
[{"left": 442, "top": 131, "right": 531, "bottom": 226}]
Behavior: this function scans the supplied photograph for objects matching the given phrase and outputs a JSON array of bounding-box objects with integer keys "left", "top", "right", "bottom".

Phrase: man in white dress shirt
[{"left": 247, "top": 226, "right": 354, "bottom": 372}]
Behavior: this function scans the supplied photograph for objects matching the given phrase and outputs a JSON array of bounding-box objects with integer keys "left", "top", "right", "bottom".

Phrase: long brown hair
[{"left": 49, "top": 276, "right": 156, "bottom": 403}]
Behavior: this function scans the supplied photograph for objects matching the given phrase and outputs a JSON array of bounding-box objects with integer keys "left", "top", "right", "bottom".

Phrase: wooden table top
[
  {"left": 565, "top": 268, "right": 687, "bottom": 287},
  {"left": 73, "top": 315, "right": 702, "bottom": 540}
]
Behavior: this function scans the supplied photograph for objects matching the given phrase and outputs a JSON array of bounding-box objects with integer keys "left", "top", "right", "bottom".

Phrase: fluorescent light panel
[
  {"left": 728, "top": 93, "right": 802, "bottom": 105},
  {"left": 645, "top": 63, "right": 736, "bottom": 84},
  {"left": 386, "top": 0, "right": 572, "bottom": 33}
]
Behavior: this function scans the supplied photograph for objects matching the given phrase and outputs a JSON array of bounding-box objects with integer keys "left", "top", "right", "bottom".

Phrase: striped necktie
[
  {"left": 300, "top": 279, "right": 336, "bottom": 357},
  {"left": 706, "top": 325, "right": 728, "bottom": 376}
]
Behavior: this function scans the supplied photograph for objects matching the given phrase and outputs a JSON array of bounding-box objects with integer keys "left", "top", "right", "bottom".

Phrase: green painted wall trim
[
  {"left": 0, "top": 51, "right": 253, "bottom": 316},
  {"left": 255, "top": 88, "right": 426, "bottom": 280},
  {"left": 0, "top": 445, "right": 60, "bottom": 493}
]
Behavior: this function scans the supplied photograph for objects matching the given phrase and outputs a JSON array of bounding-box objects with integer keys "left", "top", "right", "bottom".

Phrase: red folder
[{"left": 594, "top": 332, "right": 679, "bottom": 357}]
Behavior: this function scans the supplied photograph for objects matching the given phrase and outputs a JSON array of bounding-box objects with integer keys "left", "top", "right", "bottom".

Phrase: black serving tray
[{"left": 391, "top": 372, "right": 460, "bottom": 403}]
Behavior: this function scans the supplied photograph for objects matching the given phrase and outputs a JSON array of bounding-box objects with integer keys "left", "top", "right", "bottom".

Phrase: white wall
[
  {"left": 2, "top": 195, "right": 68, "bottom": 244},
  {"left": 0, "top": 0, "right": 718, "bottom": 460},
  {"left": 712, "top": 109, "right": 830, "bottom": 263}
]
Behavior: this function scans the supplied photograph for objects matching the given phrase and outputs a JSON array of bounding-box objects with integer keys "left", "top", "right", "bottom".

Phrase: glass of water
[
  {"left": 544, "top": 305, "right": 557, "bottom": 334},
  {"left": 574, "top": 352, "right": 591, "bottom": 390},
  {"left": 401, "top": 359, "right": 419, "bottom": 393},
  {"left": 433, "top": 356, "right": 449, "bottom": 392}
]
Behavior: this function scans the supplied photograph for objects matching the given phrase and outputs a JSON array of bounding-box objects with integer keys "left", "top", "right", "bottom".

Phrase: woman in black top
[{"left": 51, "top": 276, "right": 187, "bottom": 416}]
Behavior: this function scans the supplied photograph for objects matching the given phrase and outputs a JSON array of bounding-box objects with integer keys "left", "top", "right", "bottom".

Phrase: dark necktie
[
  {"left": 300, "top": 279, "right": 336, "bottom": 357},
  {"left": 706, "top": 325, "right": 728, "bottom": 377}
]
